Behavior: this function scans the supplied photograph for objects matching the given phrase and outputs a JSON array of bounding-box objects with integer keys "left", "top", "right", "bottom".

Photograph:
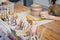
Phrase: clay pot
[{"left": 31, "top": 4, "right": 42, "bottom": 16}]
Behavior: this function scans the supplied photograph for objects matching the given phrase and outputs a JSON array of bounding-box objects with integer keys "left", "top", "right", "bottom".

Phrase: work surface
[
  {"left": 14, "top": 4, "right": 30, "bottom": 13},
  {"left": 37, "top": 20, "right": 60, "bottom": 40},
  {"left": 13, "top": 4, "right": 60, "bottom": 40}
]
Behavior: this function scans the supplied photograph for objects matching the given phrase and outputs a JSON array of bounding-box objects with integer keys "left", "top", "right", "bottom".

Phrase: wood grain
[
  {"left": 14, "top": 4, "right": 30, "bottom": 13},
  {"left": 38, "top": 21, "right": 60, "bottom": 40}
]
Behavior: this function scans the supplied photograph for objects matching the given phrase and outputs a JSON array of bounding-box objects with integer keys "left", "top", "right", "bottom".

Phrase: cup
[{"left": 40, "top": 11, "right": 48, "bottom": 19}]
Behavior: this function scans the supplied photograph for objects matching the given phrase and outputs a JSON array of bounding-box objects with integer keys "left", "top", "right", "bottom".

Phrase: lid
[{"left": 31, "top": 4, "right": 42, "bottom": 8}]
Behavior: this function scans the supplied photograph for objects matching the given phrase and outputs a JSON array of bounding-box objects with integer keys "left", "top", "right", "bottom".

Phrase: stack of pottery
[{"left": 31, "top": 4, "right": 42, "bottom": 17}]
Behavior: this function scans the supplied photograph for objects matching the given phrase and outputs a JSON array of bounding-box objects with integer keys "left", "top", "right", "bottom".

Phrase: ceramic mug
[{"left": 40, "top": 11, "right": 48, "bottom": 18}]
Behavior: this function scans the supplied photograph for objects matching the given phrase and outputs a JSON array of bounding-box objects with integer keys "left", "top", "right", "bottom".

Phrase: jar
[{"left": 31, "top": 4, "right": 42, "bottom": 17}]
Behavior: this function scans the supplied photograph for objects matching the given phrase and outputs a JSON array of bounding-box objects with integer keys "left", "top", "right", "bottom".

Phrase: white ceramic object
[
  {"left": 40, "top": 11, "right": 48, "bottom": 18},
  {"left": 31, "top": 4, "right": 42, "bottom": 8}
]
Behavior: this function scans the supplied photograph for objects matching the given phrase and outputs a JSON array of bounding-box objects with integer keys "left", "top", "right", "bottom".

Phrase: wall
[
  {"left": 17, "top": 0, "right": 23, "bottom": 4},
  {"left": 17, "top": 0, "right": 33, "bottom": 6},
  {"left": 24, "top": 0, "right": 33, "bottom": 6},
  {"left": 33, "top": 0, "right": 50, "bottom": 7}
]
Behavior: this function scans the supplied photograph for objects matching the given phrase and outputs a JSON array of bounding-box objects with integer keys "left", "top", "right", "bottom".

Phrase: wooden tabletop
[
  {"left": 14, "top": 4, "right": 30, "bottom": 13},
  {"left": 41, "top": 20, "right": 60, "bottom": 34},
  {"left": 37, "top": 20, "right": 60, "bottom": 40},
  {"left": 12, "top": 4, "right": 60, "bottom": 40}
]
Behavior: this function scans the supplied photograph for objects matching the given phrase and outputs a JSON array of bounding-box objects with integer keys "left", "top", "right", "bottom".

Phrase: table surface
[
  {"left": 14, "top": 4, "right": 60, "bottom": 34},
  {"left": 14, "top": 4, "right": 60, "bottom": 33},
  {"left": 14, "top": 4, "right": 30, "bottom": 13},
  {"left": 13, "top": 4, "right": 60, "bottom": 40},
  {"left": 41, "top": 20, "right": 60, "bottom": 34},
  {"left": 38, "top": 20, "right": 60, "bottom": 40}
]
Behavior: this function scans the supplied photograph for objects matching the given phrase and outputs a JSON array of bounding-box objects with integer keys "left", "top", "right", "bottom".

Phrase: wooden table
[
  {"left": 37, "top": 20, "right": 60, "bottom": 40},
  {"left": 14, "top": 4, "right": 30, "bottom": 13},
  {"left": 13, "top": 4, "right": 60, "bottom": 40}
]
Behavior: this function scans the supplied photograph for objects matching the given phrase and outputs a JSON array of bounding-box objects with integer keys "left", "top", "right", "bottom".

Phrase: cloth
[
  {"left": 0, "top": 19, "right": 11, "bottom": 35},
  {"left": 31, "top": 21, "right": 38, "bottom": 33},
  {"left": 26, "top": 15, "right": 42, "bottom": 21}
]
